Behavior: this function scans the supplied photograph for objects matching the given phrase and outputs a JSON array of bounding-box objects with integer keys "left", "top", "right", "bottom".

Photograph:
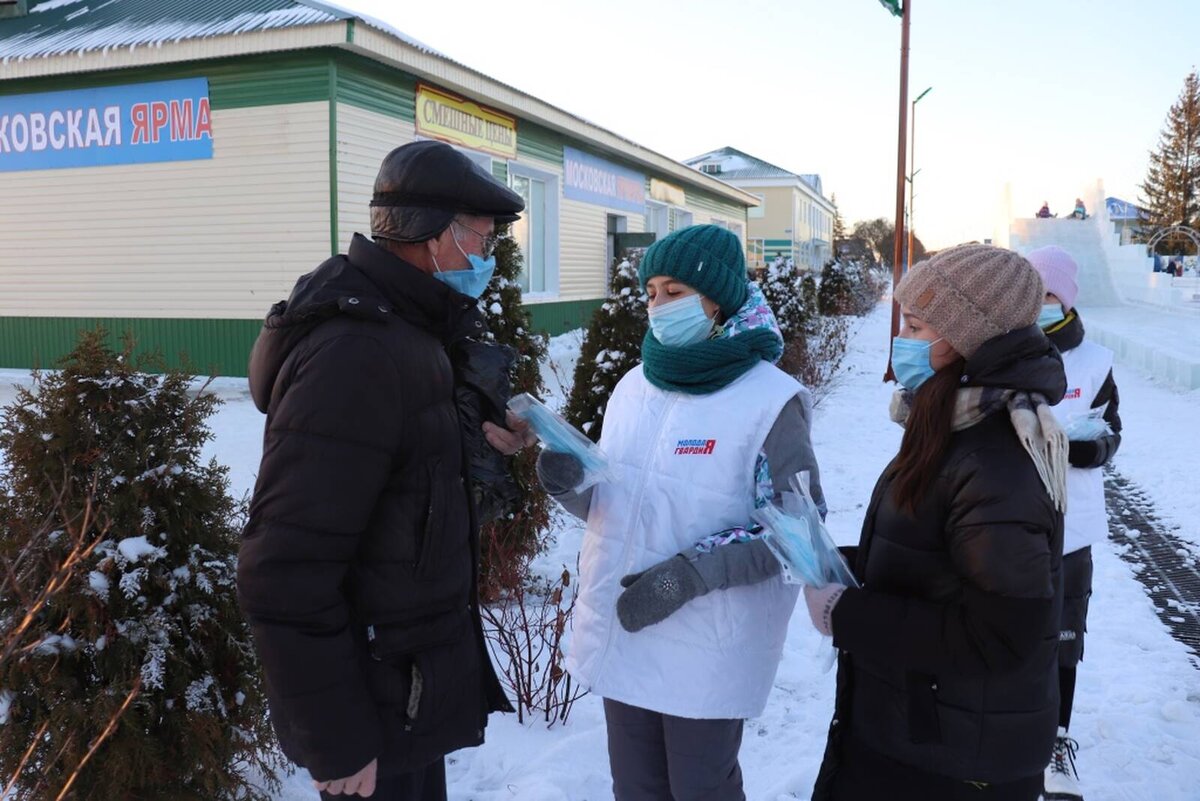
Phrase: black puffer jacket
[
  {"left": 814, "top": 326, "right": 1068, "bottom": 796},
  {"left": 237, "top": 234, "right": 511, "bottom": 783}
]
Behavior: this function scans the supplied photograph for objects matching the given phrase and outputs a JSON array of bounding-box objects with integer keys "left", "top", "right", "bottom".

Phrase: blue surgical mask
[
  {"left": 891, "top": 336, "right": 942, "bottom": 391},
  {"left": 432, "top": 238, "right": 496, "bottom": 299},
  {"left": 1038, "top": 303, "right": 1065, "bottom": 329},
  {"left": 648, "top": 293, "right": 715, "bottom": 347}
]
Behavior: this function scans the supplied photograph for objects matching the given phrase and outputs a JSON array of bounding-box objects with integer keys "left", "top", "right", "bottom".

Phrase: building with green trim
[
  {"left": 0, "top": 0, "right": 757, "bottom": 376},
  {"left": 685, "top": 147, "right": 834, "bottom": 274}
]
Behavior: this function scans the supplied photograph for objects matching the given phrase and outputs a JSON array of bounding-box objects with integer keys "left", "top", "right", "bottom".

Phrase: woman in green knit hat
[{"left": 537, "top": 223, "right": 825, "bottom": 800}]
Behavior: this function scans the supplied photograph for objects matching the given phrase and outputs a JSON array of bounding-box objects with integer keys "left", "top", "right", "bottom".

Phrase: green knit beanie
[{"left": 638, "top": 224, "right": 749, "bottom": 317}]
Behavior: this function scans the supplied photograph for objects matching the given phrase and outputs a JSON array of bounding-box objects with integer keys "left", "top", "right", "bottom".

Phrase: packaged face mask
[
  {"left": 751, "top": 472, "right": 859, "bottom": 672},
  {"left": 1063, "top": 408, "right": 1113, "bottom": 441},
  {"left": 507, "top": 393, "right": 616, "bottom": 492}
]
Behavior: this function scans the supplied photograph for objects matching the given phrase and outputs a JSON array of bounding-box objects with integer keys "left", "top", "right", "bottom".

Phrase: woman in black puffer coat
[{"left": 803, "top": 244, "right": 1069, "bottom": 801}]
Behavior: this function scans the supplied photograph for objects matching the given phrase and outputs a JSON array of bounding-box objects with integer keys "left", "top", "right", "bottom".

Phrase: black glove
[{"left": 536, "top": 449, "right": 585, "bottom": 495}]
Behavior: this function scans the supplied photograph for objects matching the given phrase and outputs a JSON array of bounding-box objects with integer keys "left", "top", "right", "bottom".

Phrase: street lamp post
[
  {"left": 907, "top": 86, "right": 932, "bottom": 271},
  {"left": 884, "top": 0, "right": 911, "bottom": 382}
]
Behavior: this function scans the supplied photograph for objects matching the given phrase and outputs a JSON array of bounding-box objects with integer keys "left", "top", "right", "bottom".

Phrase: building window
[
  {"left": 669, "top": 207, "right": 693, "bottom": 232},
  {"left": 645, "top": 201, "right": 669, "bottom": 237},
  {"left": 747, "top": 238, "right": 765, "bottom": 271},
  {"left": 699, "top": 162, "right": 722, "bottom": 175},
  {"left": 510, "top": 163, "right": 560, "bottom": 296},
  {"left": 748, "top": 193, "right": 765, "bottom": 219}
]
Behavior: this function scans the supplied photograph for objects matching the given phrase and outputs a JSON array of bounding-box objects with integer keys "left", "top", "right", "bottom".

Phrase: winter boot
[{"left": 1043, "top": 727, "right": 1082, "bottom": 801}]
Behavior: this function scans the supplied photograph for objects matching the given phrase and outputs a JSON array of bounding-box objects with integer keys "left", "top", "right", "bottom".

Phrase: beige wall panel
[
  {"left": 336, "top": 105, "right": 416, "bottom": 253},
  {"left": 747, "top": 186, "right": 794, "bottom": 241},
  {"left": 558, "top": 195, "right": 645, "bottom": 302},
  {"left": 0, "top": 102, "right": 331, "bottom": 318},
  {"left": 558, "top": 198, "right": 608, "bottom": 300}
]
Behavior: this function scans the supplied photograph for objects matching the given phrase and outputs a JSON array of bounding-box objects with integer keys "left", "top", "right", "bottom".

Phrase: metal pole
[
  {"left": 908, "top": 99, "right": 916, "bottom": 273},
  {"left": 907, "top": 86, "right": 932, "bottom": 273},
  {"left": 885, "top": 0, "right": 911, "bottom": 382}
]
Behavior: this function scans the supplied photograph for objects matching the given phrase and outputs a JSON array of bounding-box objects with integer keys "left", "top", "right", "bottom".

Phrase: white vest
[
  {"left": 565, "top": 362, "right": 804, "bottom": 720},
  {"left": 1049, "top": 339, "right": 1114, "bottom": 554}
]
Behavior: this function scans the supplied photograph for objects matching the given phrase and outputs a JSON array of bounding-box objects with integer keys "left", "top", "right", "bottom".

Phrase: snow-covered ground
[{"left": 1, "top": 300, "right": 1198, "bottom": 800}]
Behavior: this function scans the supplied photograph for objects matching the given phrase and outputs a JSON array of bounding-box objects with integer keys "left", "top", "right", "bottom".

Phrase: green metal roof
[{"left": 0, "top": 0, "right": 441, "bottom": 63}]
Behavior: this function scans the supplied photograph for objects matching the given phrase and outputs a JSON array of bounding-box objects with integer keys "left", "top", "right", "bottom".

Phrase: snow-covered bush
[
  {"left": 0, "top": 331, "right": 282, "bottom": 800},
  {"left": 563, "top": 254, "right": 648, "bottom": 443}
]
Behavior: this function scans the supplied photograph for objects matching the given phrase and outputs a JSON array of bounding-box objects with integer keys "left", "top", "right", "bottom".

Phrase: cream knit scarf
[{"left": 890, "top": 386, "right": 1068, "bottom": 512}]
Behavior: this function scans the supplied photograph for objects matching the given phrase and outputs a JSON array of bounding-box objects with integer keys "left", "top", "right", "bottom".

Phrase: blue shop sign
[
  {"left": 0, "top": 77, "right": 213, "bottom": 172},
  {"left": 563, "top": 146, "right": 645, "bottom": 213}
]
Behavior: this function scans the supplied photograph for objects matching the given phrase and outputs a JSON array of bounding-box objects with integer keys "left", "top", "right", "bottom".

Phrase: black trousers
[
  {"left": 319, "top": 758, "right": 446, "bottom": 801},
  {"left": 1058, "top": 547, "right": 1094, "bottom": 730},
  {"left": 603, "top": 697, "right": 745, "bottom": 801}
]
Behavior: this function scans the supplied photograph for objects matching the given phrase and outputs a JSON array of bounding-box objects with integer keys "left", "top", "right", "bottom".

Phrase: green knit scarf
[{"left": 641, "top": 327, "right": 781, "bottom": 395}]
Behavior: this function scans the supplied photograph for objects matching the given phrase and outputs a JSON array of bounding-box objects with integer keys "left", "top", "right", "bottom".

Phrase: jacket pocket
[
  {"left": 415, "top": 460, "right": 446, "bottom": 579},
  {"left": 366, "top": 607, "right": 474, "bottom": 736},
  {"left": 906, "top": 670, "right": 942, "bottom": 745}
]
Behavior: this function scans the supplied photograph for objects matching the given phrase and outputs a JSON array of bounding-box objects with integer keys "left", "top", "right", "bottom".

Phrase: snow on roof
[
  {"left": 4, "top": 0, "right": 344, "bottom": 62},
  {"left": 30, "top": 0, "right": 88, "bottom": 12}
]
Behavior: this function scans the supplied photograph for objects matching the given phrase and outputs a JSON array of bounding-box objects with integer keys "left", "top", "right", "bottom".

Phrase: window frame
[{"left": 508, "top": 161, "right": 561, "bottom": 300}]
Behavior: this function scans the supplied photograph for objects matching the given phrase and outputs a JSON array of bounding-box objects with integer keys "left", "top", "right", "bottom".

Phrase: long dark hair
[{"left": 890, "top": 357, "right": 966, "bottom": 515}]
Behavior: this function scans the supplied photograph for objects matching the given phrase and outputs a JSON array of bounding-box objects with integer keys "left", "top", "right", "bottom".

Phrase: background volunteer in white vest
[
  {"left": 537, "top": 224, "right": 824, "bottom": 801},
  {"left": 1028, "top": 245, "right": 1122, "bottom": 801}
]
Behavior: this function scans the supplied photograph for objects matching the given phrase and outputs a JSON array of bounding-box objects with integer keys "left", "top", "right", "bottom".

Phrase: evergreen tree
[
  {"left": 759, "top": 256, "right": 813, "bottom": 339},
  {"left": 818, "top": 259, "right": 857, "bottom": 315},
  {"left": 0, "top": 331, "right": 282, "bottom": 801},
  {"left": 477, "top": 225, "right": 553, "bottom": 597},
  {"left": 831, "top": 193, "right": 847, "bottom": 243},
  {"left": 563, "top": 253, "right": 648, "bottom": 443},
  {"left": 1140, "top": 70, "right": 1200, "bottom": 254}
]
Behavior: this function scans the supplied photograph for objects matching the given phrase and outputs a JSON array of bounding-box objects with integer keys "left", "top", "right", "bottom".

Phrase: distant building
[
  {"left": 1105, "top": 196, "right": 1146, "bottom": 245},
  {"left": 684, "top": 147, "right": 834, "bottom": 272}
]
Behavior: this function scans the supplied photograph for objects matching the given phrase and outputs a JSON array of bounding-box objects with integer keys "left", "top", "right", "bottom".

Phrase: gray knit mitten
[{"left": 616, "top": 538, "right": 781, "bottom": 633}]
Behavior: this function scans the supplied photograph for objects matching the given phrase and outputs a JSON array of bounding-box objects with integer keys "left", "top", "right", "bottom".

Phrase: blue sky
[{"left": 345, "top": 0, "right": 1199, "bottom": 249}]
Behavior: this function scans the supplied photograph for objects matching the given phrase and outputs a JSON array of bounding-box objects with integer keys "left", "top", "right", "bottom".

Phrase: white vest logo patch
[{"left": 674, "top": 438, "right": 717, "bottom": 455}]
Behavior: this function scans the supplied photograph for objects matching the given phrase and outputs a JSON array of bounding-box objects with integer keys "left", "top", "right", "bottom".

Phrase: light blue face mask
[
  {"left": 891, "top": 336, "right": 943, "bottom": 391},
  {"left": 648, "top": 293, "right": 715, "bottom": 348},
  {"left": 1038, "top": 303, "right": 1065, "bottom": 329},
  {"left": 432, "top": 237, "right": 496, "bottom": 299}
]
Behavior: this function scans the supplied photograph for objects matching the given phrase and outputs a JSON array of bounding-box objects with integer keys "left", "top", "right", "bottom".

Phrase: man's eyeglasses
[{"left": 453, "top": 220, "right": 500, "bottom": 259}]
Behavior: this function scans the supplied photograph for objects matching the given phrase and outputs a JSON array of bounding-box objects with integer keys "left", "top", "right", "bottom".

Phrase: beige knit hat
[{"left": 895, "top": 244, "right": 1044, "bottom": 358}]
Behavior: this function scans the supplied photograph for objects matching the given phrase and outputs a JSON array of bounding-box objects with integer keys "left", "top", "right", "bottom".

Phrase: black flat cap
[{"left": 369, "top": 140, "right": 525, "bottom": 242}]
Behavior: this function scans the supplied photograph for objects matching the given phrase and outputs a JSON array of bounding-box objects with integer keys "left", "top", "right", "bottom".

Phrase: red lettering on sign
[
  {"left": 130, "top": 103, "right": 150, "bottom": 145},
  {"left": 194, "top": 97, "right": 213, "bottom": 141},
  {"left": 149, "top": 101, "right": 169, "bottom": 143},
  {"left": 169, "top": 99, "right": 193, "bottom": 141}
]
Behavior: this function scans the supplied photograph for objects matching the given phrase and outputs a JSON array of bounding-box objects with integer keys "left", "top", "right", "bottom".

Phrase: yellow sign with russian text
[
  {"left": 650, "top": 178, "right": 686, "bottom": 207},
  {"left": 415, "top": 84, "right": 517, "bottom": 159}
]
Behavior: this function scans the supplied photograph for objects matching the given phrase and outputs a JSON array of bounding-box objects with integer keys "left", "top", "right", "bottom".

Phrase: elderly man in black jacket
[{"left": 238, "top": 140, "right": 532, "bottom": 800}]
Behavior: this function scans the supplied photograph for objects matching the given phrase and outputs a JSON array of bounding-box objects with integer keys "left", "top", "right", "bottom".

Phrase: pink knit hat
[{"left": 1026, "top": 246, "right": 1079, "bottom": 310}]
